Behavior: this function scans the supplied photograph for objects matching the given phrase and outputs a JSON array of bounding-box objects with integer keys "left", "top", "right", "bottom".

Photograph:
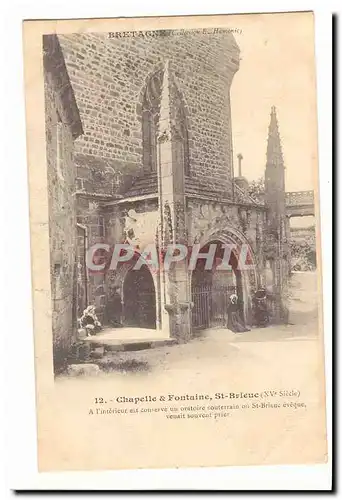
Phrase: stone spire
[
  {"left": 266, "top": 106, "right": 284, "bottom": 169},
  {"left": 264, "top": 106, "right": 289, "bottom": 324},
  {"left": 265, "top": 106, "right": 285, "bottom": 197}
]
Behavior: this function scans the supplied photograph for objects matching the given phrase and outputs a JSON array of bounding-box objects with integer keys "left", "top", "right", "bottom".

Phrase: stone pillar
[
  {"left": 285, "top": 215, "right": 292, "bottom": 276},
  {"left": 164, "top": 261, "right": 192, "bottom": 342},
  {"left": 264, "top": 106, "right": 289, "bottom": 324},
  {"left": 157, "top": 61, "right": 191, "bottom": 341}
]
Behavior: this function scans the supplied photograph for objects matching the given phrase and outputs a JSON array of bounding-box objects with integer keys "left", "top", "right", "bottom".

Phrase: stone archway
[
  {"left": 190, "top": 228, "right": 260, "bottom": 328},
  {"left": 191, "top": 240, "right": 245, "bottom": 330},
  {"left": 122, "top": 264, "right": 157, "bottom": 329}
]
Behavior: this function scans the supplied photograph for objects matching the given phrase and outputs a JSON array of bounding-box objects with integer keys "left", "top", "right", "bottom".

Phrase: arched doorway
[
  {"left": 123, "top": 265, "right": 156, "bottom": 329},
  {"left": 191, "top": 240, "right": 245, "bottom": 330}
]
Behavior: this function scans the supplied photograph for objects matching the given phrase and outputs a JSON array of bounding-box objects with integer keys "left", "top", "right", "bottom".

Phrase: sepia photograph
[{"left": 44, "top": 24, "right": 318, "bottom": 372}]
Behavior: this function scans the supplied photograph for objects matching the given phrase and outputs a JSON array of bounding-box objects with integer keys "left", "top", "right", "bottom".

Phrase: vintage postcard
[{"left": 23, "top": 11, "right": 327, "bottom": 473}]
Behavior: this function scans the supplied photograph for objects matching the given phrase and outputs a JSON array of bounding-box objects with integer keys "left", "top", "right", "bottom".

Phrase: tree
[
  {"left": 248, "top": 177, "right": 265, "bottom": 201},
  {"left": 290, "top": 240, "right": 316, "bottom": 271}
]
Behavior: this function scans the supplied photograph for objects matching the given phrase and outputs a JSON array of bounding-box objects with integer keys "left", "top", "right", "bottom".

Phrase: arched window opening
[
  {"left": 142, "top": 69, "right": 190, "bottom": 176},
  {"left": 142, "top": 70, "right": 163, "bottom": 173},
  {"left": 172, "top": 88, "right": 190, "bottom": 176}
]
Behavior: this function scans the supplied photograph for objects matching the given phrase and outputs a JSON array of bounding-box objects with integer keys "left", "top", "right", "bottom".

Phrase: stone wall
[
  {"left": 75, "top": 195, "right": 161, "bottom": 326},
  {"left": 187, "top": 199, "right": 266, "bottom": 288},
  {"left": 103, "top": 198, "right": 160, "bottom": 324},
  {"left": 44, "top": 35, "right": 83, "bottom": 372},
  {"left": 187, "top": 200, "right": 264, "bottom": 250},
  {"left": 76, "top": 195, "right": 107, "bottom": 322},
  {"left": 58, "top": 30, "right": 239, "bottom": 197},
  {"left": 45, "top": 83, "right": 77, "bottom": 370}
]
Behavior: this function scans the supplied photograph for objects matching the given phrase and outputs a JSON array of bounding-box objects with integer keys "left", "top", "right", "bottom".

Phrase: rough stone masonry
[{"left": 58, "top": 30, "right": 240, "bottom": 196}]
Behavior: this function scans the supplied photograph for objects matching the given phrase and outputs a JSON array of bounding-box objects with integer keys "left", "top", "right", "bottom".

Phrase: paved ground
[
  {"left": 89, "top": 271, "right": 320, "bottom": 374},
  {"left": 48, "top": 272, "right": 326, "bottom": 471}
]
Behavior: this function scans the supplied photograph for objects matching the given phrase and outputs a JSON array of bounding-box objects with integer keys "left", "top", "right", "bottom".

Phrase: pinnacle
[
  {"left": 266, "top": 106, "right": 283, "bottom": 163},
  {"left": 269, "top": 106, "right": 279, "bottom": 133}
]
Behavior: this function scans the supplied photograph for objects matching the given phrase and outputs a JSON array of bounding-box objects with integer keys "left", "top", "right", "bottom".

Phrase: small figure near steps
[
  {"left": 78, "top": 305, "right": 102, "bottom": 337},
  {"left": 227, "top": 294, "right": 250, "bottom": 333},
  {"left": 252, "top": 288, "right": 270, "bottom": 327}
]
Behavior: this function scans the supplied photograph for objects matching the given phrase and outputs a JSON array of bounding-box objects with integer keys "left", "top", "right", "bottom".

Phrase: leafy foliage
[
  {"left": 290, "top": 239, "right": 316, "bottom": 271},
  {"left": 248, "top": 177, "right": 265, "bottom": 201}
]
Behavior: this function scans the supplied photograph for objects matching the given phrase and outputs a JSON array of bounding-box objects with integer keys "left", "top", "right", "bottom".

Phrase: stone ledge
[
  {"left": 67, "top": 363, "right": 101, "bottom": 376},
  {"left": 84, "top": 336, "right": 177, "bottom": 352}
]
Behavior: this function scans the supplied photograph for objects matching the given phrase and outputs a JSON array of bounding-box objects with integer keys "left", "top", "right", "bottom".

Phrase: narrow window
[
  {"left": 142, "top": 69, "right": 190, "bottom": 175},
  {"left": 142, "top": 71, "right": 163, "bottom": 173}
]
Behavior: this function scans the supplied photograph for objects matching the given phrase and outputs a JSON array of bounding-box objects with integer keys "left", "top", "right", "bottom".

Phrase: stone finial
[
  {"left": 158, "top": 59, "right": 172, "bottom": 138},
  {"left": 164, "top": 58, "right": 170, "bottom": 79},
  {"left": 266, "top": 105, "right": 283, "bottom": 164},
  {"left": 237, "top": 153, "right": 243, "bottom": 177}
]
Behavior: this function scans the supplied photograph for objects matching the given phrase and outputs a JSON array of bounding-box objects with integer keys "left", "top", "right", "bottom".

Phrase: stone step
[{"left": 86, "top": 337, "right": 177, "bottom": 353}]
